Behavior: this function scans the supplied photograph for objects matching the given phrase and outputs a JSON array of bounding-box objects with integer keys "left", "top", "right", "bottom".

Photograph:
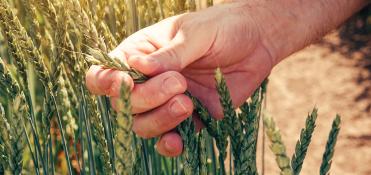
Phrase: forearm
[{"left": 242, "top": 0, "right": 369, "bottom": 64}]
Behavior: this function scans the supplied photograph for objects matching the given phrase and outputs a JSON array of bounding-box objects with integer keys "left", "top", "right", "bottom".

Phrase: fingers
[
  {"left": 132, "top": 94, "right": 193, "bottom": 138},
  {"left": 129, "top": 71, "right": 187, "bottom": 114},
  {"left": 155, "top": 117, "right": 204, "bottom": 157},
  {"left": 127, "top": 26, "right": 215, "bottom": 76},
  {"left": 156, "top": 132, "right": 183, "bottom": 157},
  {"left": 88, "top": 68, "right": 187, "bottom": 115},
  {"left": 86, "top": 65, "right": 134, "bottom": 96}
]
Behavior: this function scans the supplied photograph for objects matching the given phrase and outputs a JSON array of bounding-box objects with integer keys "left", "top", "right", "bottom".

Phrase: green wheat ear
[
  {"left": 320, "top": 115, "right": 341, "bottom": 175},
  {"left": 263, "top": 114, "right": 293, "bottom": 175},
  {"left": 198, "top": 130, "right": 208, "bottom": 175},
  {"left": 115, "top": 82, "right": 134, "bottom": 174},
  {"left": 178, "top": 116, "right": 199, "bottom": 175},
  {"left": 213, "top": 68, "right": 230, "bottom": 174},
  {"left": 291, "top": 108, "right": 318, "bottom": 175},
  {"left": 215, "top": 68, "right": 254, "bottom": 175},
  {"left": 237, "top": 90, "right": 262, "bottom": 175}
]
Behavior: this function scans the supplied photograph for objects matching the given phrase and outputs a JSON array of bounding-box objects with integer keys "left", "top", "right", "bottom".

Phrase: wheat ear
[
  {"left": 291, "top": 108, "right": 318, "bottom": 175},
  {"left": 115, "top": 83, "right": 134, "bottom": 174},
  {"left": 264, "top": 115, "right": 293, "bottom": 175},
  {"left": 320, "top": 115, "right": 341, "bottom": 175}
]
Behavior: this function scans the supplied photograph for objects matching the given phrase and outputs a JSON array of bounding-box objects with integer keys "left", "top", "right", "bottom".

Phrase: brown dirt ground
[{"left": 255, "top": 29, "right": 371, "bottom": 175}]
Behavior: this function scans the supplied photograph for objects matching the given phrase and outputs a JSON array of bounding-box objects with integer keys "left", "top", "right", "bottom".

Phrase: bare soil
[{"left": 257, "top": 28, "right": 371, "bottom": 175}]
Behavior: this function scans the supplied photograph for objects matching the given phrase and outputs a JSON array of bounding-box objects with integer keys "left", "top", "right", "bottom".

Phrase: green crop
[{"left": 0, "top": 0, "right": 341, "bottom": 174}]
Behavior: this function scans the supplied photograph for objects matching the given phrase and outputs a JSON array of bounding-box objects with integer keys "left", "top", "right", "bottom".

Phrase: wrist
[{"left": 242, "top": 0, "right": 369, "bottom": 65}]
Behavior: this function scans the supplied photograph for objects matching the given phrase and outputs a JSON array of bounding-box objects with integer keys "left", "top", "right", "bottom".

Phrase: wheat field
[{"left": 0, "top": 0, "right": 341, "bottom": 174}]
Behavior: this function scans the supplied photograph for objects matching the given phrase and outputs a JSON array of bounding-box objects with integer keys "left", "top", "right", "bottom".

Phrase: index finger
[{"left": 85, "top": 65, "right": 134, "bottom": 96}]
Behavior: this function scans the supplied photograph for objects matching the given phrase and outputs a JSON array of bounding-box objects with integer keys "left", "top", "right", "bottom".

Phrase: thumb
[{"left": 127, "top": 32, "right": 210, "bottom": 76}]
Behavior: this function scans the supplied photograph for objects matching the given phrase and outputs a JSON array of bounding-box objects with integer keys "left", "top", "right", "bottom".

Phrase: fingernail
[
  {"left": 170, "top": 99, "right": 187, "bottom": 118},
  {"left": 163, "top": 76, "right": 183, "bottom": 94}
]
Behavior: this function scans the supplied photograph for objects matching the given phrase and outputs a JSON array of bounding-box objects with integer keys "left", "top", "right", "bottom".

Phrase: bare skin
[{"left": 86, "top": 0, "right": 369, "bottom": 157}]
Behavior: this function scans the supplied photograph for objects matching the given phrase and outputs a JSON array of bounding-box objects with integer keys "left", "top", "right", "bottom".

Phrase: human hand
[
  {"left": 86, "top": 1, "right": 275, "bottom": 157},
  {"left": 86, "top": 0, "right": 369, "bottom": 157}
]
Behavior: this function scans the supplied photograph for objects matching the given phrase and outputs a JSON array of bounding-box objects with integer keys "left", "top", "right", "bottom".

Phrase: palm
[{"left": 182, "top": 44, "right": 272, "bottom": 118}]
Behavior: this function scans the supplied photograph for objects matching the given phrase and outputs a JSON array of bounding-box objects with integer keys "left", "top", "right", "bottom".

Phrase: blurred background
[{"left": 260, "top": 6, "right": 371, "bottom": 175}]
